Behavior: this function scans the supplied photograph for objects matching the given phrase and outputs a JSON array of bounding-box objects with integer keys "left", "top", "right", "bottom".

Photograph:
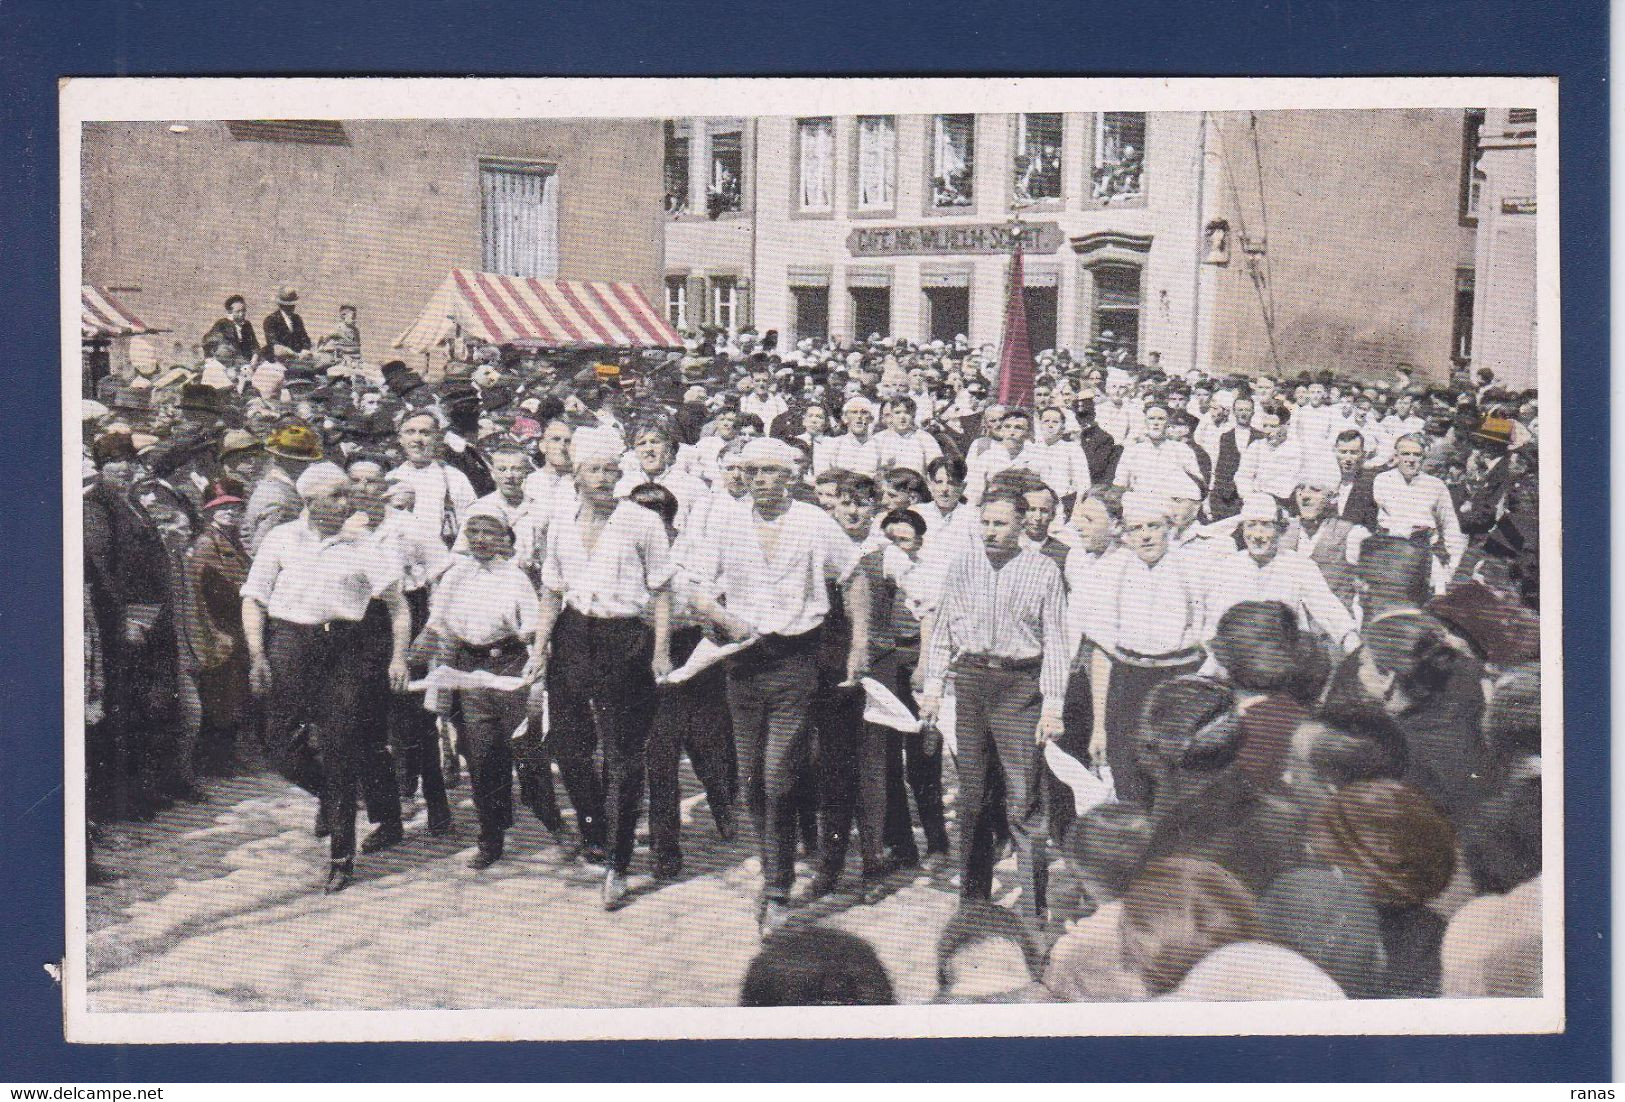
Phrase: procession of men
[{"left": 83, "top": 291, "right": 1544, "bottom": 1002}]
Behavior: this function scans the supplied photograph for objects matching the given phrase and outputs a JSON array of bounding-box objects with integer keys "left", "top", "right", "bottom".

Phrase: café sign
[{"left": 847, "top": 221, "right": 1064, "bottom": 257}]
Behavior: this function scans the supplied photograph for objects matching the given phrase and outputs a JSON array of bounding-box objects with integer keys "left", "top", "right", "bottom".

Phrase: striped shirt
[{"left": 920, "top": 542, "right": 1070, "bottom": 716}]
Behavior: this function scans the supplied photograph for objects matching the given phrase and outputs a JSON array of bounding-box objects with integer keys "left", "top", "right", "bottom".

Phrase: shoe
[
  {"left": 652, "top": 856, "right": 683, "bottom": 882},
  {"left": 758, "top": 898, "right": 792, "bottom": 939},
  {"left": 714, "top": 812, "right": 737, "bottom": 843},
  {"left": 323, "top": 860, "right": 353, "bottom": 894},
  {"left": 427, "top": 808, "right": 453, "bottom": 837},
  {"left": 313, "top": 807, "right": 330, "bottom": 838},
  {"left": 807, "top": 870, "right": 839, "bottom": 899},
  {"left": 468, "top": 838, "right": 503, "bottom": 870},
  {"left": 889, "top": 845, "right": 921, "bottom": 870},
  {"left": 922, "top": 848, "right": 949, "bottom": 872},
  {"left": 578, "top": 842, "right": 608, "bottom": 867},
  {"left": 860, "top": 879, "right": 887, "bottom": 906},
  {"left": 360, "top": 821, "right": 404, "bottom": 854},
  {"left": 602, "top": 870, "right": 630, "bottom": 910}
]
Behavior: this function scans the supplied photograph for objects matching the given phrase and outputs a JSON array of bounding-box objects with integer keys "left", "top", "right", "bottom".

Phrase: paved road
[{"left": 86, "top": 765, "right": 978, "bottom": 1012}]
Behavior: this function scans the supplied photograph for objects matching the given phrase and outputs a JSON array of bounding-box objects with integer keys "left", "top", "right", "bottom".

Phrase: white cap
[
  {"left": 295, "top": 461, "right": 350, "bottom": 500},
  {"left": 843, "top": 394, "right": 875, "bottom": 416},
  {"left": 571, "top": 426, "right": 623, "bottom": 466},
  {"left": 1106, "top": 367, "right": 1133, "bottom": 388},
  {"left": 1236, "top": 493, "right": 1282, "bottom": 525},
  {"left": 1297, "top": 452, "right": 1342, "bottom": 491},
  {"left": 739, "top": 437, "right": 798, "bottom": 470},
  {"left": 1121, "top": 491, "right": 1171, "bottom": 525}
]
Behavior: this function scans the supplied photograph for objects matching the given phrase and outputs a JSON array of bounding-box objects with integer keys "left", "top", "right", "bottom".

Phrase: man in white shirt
[
  {"left": 425, "top": 513, "right": 542, "bottom": 870},
  {"left": 240, "top": 462, "right": 410, "bottom": 892},
  {"left": 523, "top": 418, "right": 576, "bottom": 517},
  {"left": 739, "top": 364, "right": 789, "bottom": 430},
  {"left": 531, "top": 428, "right": 675, "bottom": 909},
  {"left": 964, "top": 408, "right": 1055, "bottom": 504},
  {"left": 1204, "top": 495, "right": 1361, "bottom": 652},
  {"left": 1112, "top": 402, "right": 1202, "bottom": 495},
  {"left": 1235, "top": 403, "right": 1305, "bottom": 507},
  {"left": 690, "top": 437, "right": 870, "bottom": 936},
  {"left": 1076, "top": 491, "right": 1209, "bottom": 805},
  {"left": 614, "top": 423, "right": 708, "bottom": 535},
  {"left": 460, "top": 445, "right": 546, "bottom": 578},
  {"left": 1094, "top": 368, "right": 1142, "bottom": 446},
  {"left": 870, "top": 396, "right": 943, "bottom": 476},
  {"left": 1032, "top": 405, "right": 1093, "bottom": 505},
  {"left": 818, "top": 395, "right": 881, "bottom": 476},
  {"left": 1372, "top": 433, "right": 1467, "bottom": 592},
  {"left": 389, "top": 410, "right": 478, "bottom": 557}
]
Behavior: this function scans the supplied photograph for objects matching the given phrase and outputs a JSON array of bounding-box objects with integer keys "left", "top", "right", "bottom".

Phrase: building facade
[
  {"left": 81, "top": 118, "right": 666, "bottom": 367},
  {"left": 1465, "top": 107, "right": 1540, "bottom": 390},
  {"left": 662, "top": 109, "right": 1482, "bottom": 381}
]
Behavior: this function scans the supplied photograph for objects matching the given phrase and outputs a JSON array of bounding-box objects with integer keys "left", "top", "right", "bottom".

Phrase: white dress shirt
[
  {"left": 523, "top": 464, "right": 578, "bottom": 517},
  {"left": 539, "top": 500, "right": 676, "bottom": 619},
  {"left": 870, "top": 428, "right": 944, "bottom": 476},
  {"left": 965, "top": 441, "right": 1060, "bottom": 503},
  {"left": 614, "top": 463, "right": 709, "bottom": 533},
  {"left": 429, "top": 557, "right": 541, "bottom": 647},
  {"left": 1113, "top": 439, "right": 1202, "bottom": 495},
  {"left": 1030, "top": 436, "right": 1093, "bottom": 500},
  {"left": 1080, "top": 546, "right": 1208, "bottom": 662},
  {"left": 741, "top": 391, "right": 789, "bottom": 428},
  {"left": 1236, "top": 437, "right": 1306, "bottom": 501},
  {"left": 241, "top": 515, "right": 403, "bottom": 625},
  {"left": 1372, "top": 467, "right": 1466, "bottom": 579},
  {"left": 695, "top": 499, "right": 860, "bottom": 637},
  {"left": 817, "top": 432, "right": 880, "bottom": 477},
  {"left": 1203, "top": 547, "right": 1360, "bottom": 648}
]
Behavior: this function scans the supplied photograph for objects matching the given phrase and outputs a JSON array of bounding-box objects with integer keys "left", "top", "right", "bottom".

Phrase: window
[
  {"left": 791, "top": 286, "right": 830, "bottom": 343},
  {"left": 226, "top": 120, "right": 349, "bottom": 145},
  {"left": 796, "top": 118, "right": 835, "bottom": 212},
  {"left": 479, "top": 161, "right": 558, "bottom": 279},
  {"left": 707, "top": 124, "right": 744, "bottom": 218},
  {"left": 929, "top": 114, "right": 975, "bottom": 208},
  {"left": 1023, "top": 285, "right": 1059, "bottom": 354},
  {"left": 1091, "top": 112, "right": 1145, "bottom": 201},
  {"left": 1452, "top": 267, "right": 1475, "bottom": 364},
  {"left": 663, "top": 121, "right": 691, "bottom": 215},
  {"left": 855, "top": 116, "right": 897, "bottom": 210},
  {"left": 1460, "top": 109, "right": 1486, "bottom": 221},
  {"left": 665, "top": 277, "right": 689, "bottom": 329},
  {"left": 1013, "top": 113, "right": 1063, "bottom": 203},
  {"left": 709, "top": 277, "right": 740, "bottom": 335},
  {"left": 923, "top": 287, "right": 970, "bottom": 343},
  {"left": 1090, "top": 262, "right": 1142, "bottom": 360}
]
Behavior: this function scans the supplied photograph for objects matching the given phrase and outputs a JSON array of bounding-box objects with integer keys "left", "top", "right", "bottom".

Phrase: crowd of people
[{"left": 82, "top": 287, "right": 1545, "bottom": 1004}]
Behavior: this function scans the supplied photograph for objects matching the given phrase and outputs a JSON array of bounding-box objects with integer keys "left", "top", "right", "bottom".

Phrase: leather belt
[{"left": 954, "top": 653, "right": 1042, "bottom": 673}]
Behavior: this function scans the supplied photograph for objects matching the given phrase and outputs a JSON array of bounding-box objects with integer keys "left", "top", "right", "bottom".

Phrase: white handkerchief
[
  {"left": 860, "top": 677, "right": 921, "bottom": 733},
  {"left": 937, "top": 686, "right": 958, "bottom": 757},
  {"left": 407, "top": 667, "right": 528, "bottom": 694},
  {"left": 660, "top": 636, "right": 756, "bottom": 685},
  {"left": 1043, "top": 741, "right": 1116, "bottom": 815}
]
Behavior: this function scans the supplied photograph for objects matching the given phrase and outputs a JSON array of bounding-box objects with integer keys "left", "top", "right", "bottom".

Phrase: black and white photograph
[{"left": 61, "top": 77, "right": 1561, "bottom": 1042}]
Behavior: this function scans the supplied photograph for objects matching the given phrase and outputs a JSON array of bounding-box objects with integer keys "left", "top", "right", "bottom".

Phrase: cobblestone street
[{"left": 86, "top": 765, "right": 971, "bottom": 1012}]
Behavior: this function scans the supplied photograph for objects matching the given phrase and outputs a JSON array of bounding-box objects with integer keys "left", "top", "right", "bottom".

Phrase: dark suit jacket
[
  {"left": 262, "top": 308, "right": 312, "bottom": 354},
  {"left": 1208, "top": 427, "right": 1254, "bottom": 520},
  {"left": 1076, "top": 424, "right": 1116, "bottom": 489},
  {"left": 1338, "top": 472, "right": 1379, "bottom": 529},
  {"left": 204, "top": 317, "right": 259, "bottom": 362}
]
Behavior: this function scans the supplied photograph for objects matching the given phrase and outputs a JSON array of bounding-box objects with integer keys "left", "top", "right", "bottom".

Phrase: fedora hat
[
  {"left": 180, "top": 382, "right": 226, "bottom": 414},
  {"left": 263, "top": 423, "right": 324, "bottom": 462},
  {"left": 275, "top": 286, "right": 299, "bottom": 306}
]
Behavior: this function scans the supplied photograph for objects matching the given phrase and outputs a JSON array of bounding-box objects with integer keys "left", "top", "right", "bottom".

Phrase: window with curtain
[
  {"left": 479, "top": 162, "right": 559, "bottom": 279},
  {"left": 797, "top": 118, "right": 834, "bottom": 212},
  {"left": 664, "top": 121, "right": 691, "bottom": 215},
  {"left": 1014, "top": 113, "right": 1063, "bottom": 203},
  {"left": 856, "top": 115, "right": 896, "bottom": 210},
  {"left": 930, "top": 114, "right": 975, "bottom": 208},
  {"left": 665, "top": 277, "right": 689, "bottom": 329},
  {"left": 1091, "top": 112, "right": 1145, "bottom": 201},
  {"left": 707, "top": 127, "right": 744, "bottom": 218},
  {"left": 710, "top": 277, "right": 739, "bottom": 335}
]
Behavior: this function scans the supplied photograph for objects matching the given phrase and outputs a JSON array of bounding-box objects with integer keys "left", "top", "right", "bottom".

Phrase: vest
[{"left": 1285, "top": 517, "right": 1359, "bottom": 610}]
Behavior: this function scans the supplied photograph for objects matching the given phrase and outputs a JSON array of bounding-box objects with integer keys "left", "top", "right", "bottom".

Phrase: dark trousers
[
  {"left": 1105, "top": 657, "right": 1204, "bottom": 806},
  {"left": 263, "top": 618, "right": 366, "bottom": 861},
  {"left": 726, "top": 643, "right": 818, "bottom": 901},
  {"left": 812, "top": 677, "right": 888, "bottom": 882},
  {"left": 449, "top": 642, "right": 528, "bottom": 843},
  {"left": 391, "top": 588, "right": 448, "bottom": 821},
  {"left": 545, "top": 607, "right": 656, "bottom": 873},
  {"left": 647, "top": 627, "right": 737, "bottom": 865},
  {"left": 953, "top": 665, "right": 1048, "bottom": 927},
  {"left": 876, "top": 649, "right": 949, "bottom": 859},
  {"left": 354, "top": 600, "right": 404, "bottom": 826}
]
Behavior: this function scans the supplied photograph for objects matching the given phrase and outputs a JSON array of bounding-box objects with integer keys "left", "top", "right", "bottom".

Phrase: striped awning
[
  {"left": 394, "top": 269, "right": 680, "bottom": 352},
  {"left": 82, "top": 285, "right": 154, "bottom": 339}
]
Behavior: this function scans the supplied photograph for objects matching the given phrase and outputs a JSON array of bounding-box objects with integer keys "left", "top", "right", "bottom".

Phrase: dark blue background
[{"left": 1, "top": 0, "right": 1607, "bottom": 1082}]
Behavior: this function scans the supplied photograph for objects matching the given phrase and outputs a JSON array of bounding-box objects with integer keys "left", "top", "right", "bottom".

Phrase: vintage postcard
[{"left": 61, "top": 76, "right": 1561, "bottom": 1043}]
